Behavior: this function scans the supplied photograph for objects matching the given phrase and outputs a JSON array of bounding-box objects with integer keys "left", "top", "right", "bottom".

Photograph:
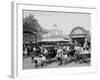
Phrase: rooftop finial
[{"left": 53, "top": 24, "right": 57, "bottom": 29}]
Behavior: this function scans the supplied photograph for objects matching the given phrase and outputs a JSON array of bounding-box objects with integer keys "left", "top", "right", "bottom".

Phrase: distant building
[
  {"left": 42, "top": 24, "right": 63, "bottom": 38},
  {"left": 42, "top": 29, "right": 63, "bottom": 38},
  {"left": 69, "top": 26, "right": 90, "bottom": 47},
  {"left": 41, "top": 25, "right": 68, "bottom": 42}
]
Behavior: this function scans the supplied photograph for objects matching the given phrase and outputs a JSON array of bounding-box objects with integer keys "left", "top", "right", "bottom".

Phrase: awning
[{"left": 41, "top": 37, "right": 70, "bottom": 42}]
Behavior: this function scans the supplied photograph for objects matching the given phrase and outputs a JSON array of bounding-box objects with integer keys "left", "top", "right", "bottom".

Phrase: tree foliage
[
  {"left": 23, "top": 14, "right": 45, "bottom": 42},
  {"left": 23, "top": 14, "right": 40, "bottom": 33}
]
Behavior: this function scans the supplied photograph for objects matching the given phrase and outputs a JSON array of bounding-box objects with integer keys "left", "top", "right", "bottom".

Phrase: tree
[{"left": 23, "top": 14, "right": 48, "bottom": 43}]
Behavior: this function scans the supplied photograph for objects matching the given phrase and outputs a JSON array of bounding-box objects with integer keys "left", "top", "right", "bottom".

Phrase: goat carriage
[
  {"left": 31, "top": 45, "right": 57, "bottom": 68},
  {"left": 31, "top": 43, "right": 91, "bottom": 68},
  {"left": 73, "top": 46, "right": 91, "bottom": 64}
]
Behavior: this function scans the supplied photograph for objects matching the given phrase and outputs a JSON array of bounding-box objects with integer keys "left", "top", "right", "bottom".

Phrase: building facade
[
  {"left": 41, "top": 26, "right": 69, "bottom": 42},
  {"left": 70, "top": 26, "right": 90, "bottom": 47}
]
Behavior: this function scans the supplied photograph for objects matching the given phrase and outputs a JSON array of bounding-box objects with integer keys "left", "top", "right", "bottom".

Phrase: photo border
[{"left": 11, "top": 2, "right": 97, "bottom": 78}]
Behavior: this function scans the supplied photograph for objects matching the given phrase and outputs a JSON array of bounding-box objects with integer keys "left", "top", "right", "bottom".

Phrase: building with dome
[
  {"left": 41, "top": 25, "right": 69, "bottom": 42},
  {"left": 70, "top": 26, "right": 90, "bottom": 47}
]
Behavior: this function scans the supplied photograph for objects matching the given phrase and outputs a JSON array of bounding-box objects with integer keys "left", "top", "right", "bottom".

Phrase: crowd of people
[{"left": 23, "top": 41, "right": 91, "bottom": 68}]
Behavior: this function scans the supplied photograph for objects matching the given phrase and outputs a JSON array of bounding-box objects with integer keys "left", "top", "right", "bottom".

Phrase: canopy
[{"left": 41, "top": 38, "right": 70, "bottom": 42}]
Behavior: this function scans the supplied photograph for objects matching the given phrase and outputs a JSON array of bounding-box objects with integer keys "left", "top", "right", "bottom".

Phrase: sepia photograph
[{"left": 23, "top": 10, "right": 91, "bottom": 69}]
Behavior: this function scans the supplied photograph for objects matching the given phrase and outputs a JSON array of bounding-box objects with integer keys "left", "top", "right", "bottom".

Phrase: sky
[{"left": 23, "top": 10, "right": 91, "bottom": 35}]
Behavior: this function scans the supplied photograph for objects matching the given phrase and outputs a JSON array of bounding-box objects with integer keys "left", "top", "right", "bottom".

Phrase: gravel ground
[{"left": 23, "top": 57, "right": 91, "bottom": 69}]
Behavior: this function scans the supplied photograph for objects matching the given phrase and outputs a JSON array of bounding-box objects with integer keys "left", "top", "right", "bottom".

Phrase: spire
[{"left": 53, "top": 24, "right": 58, "bottom": 29}]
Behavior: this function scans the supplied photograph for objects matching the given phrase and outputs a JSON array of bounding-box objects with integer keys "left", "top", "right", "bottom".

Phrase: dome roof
[
  {"left": 71, "top": 26, "right": 86, "bottom": 35},
  {"left": 70, "top": 26, "right": 90, "bottom": 38}
]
